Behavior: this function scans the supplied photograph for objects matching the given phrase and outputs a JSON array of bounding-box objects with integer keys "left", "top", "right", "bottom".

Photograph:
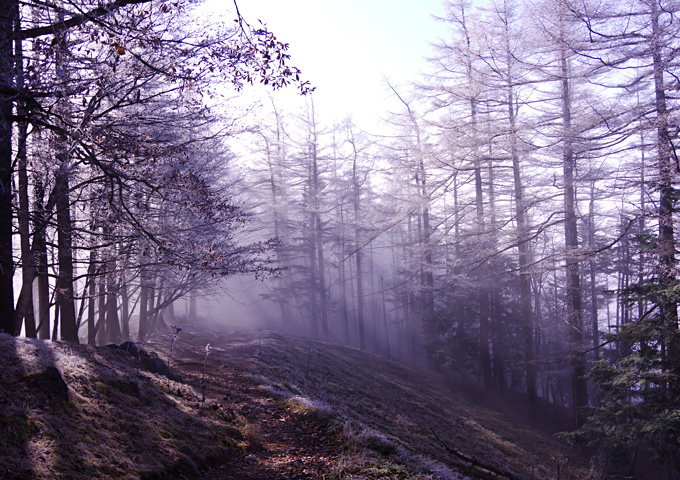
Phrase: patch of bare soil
[{"left": 0, "top": 324, "right": 596, "bottom": 479}]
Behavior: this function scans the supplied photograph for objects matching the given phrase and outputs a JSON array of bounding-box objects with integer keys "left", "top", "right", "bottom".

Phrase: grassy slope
[
  {"left": 238, "top": 333, "right": 594, "bottom": 480},
  {"left": 0, "top": 328, "right": 594, "bottom": 479},
  {"left": 0, "top": 333, "right": 242, "bottom": 480}
]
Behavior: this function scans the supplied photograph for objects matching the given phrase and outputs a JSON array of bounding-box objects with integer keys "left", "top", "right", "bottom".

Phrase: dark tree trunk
[
  {"left": 311, "top": 146, "right": 329, "bottom": 338},
  {"left": 55, "top": 164, "right": 79, "bottom": 343},
  {"left": 34, "top": 179, "right": 51, "bottom": 340},
  {"left": 97, "top": 273, "right": 106, "bottom": 345},
  {"left": 138, "top": 277, "right": 149, "bottom": 341},
  {"left": 352, "top": 148, "right": 366, "bottom": 351},
  {"left": 14, "top": 29, "right": 36, "bottom": 338},
  {"left": 651, "top": 0, "right": 680, "bottom": 394},
  {"left": 105, "top": 268, "right": 121, "bottom": 343},
  {"left": 508, "top": 72, "right": 537, "bottom": 411},
  {"left": 560, "top": 46, "right": 588, "bottom": 427},
  {"left": 308, "top": 222, "right": 319, "bottom": 339},
  {"left": 0, "top": 0, "right": 17, "bottom": 335},
  {"left": 120, "top": 278, "right": 130, "bottom": 341},
  {"left": 472, "top": 97, "right": 492, "bottom": 391},
  {"left": 87, "top": 265, "right": 97, "bottom": 346}
]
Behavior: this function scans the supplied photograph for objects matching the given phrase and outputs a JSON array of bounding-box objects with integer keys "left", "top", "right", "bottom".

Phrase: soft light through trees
[
  {"left": 0, "top": 0, "right": 312, "bottom": 340},
  {"left": 4, "top": 0, "right": 680, "bottom": 475},
  {"left": 239, "top": 0, "right": 679, "bottom": 473}
]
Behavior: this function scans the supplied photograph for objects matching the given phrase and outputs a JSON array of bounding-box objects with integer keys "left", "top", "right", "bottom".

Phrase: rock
[
  {"left": 176, "top": 455, "right": 201, "bottom": 477},
  {"left": 118, "top": 341, "right": 141, "bottom": 356},
  {"left": 141, "top": 357, "right": 179, "bottom": 381},
  {"left": 118, "top": 341, "right": 152, "bottom": 359},
  {"left": 142, "top": 357, "right": 169, "bottom": 375},
  {"left": 244, "top": 454, "right": 257, "bottom": 463},
  {"left": 25, "top": 366, "right": 68, "bottom": 400}
]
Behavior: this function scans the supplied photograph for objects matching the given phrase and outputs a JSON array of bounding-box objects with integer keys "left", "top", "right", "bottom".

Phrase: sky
[{"left": 205, "top": 0, "right": 449, "bottom": 129}]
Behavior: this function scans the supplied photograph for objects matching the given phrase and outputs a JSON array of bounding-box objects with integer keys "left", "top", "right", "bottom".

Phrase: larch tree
[{"left": 559, "top": 0, "right": 680, "bottom": 471}]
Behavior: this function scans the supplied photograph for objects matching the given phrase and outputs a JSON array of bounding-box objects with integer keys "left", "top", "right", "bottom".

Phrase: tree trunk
[
  {"left": 0, "top": 0, "right": 17, "bottom": 335},
  {"left": 352, "top": 144, "right": 366, "bottom": 351},
  {"left": 308, "top": 219, "right": 319, "bottom": 339},
  {"left": 560, "top": 45, "right": 588, "bottom": 427},
  {"left": 87, "top": 265, "right": 97, "bottom": 346},
  {"left": 650, "top": 0, "right": 680, "bottom": 394},
  {"left": 105, "top": 267, "right": 122, "bottom": 344},
  {"left": 35, "top": 179, "right": 51, "bottom": 339},
  {"left": 53, "top": 18, "right": 78, "bottom": 343},
  {"left": 120, "top": 277, "right": 130, "bottom": 341},
  {"left": 55, "top": 163, "right": 79, "bottom": 343},
  {"left": 312, "top": 154, "right": 329, "bottom": 338},
  {"left": 506, "top": 51, "right": 537, "bottom": 411},
  {"left": 189, "top": 291, "right": 196, "bottom": 318},
  {"left": 588, "top": 182, "right": 599, "bottom": 361},
  {"left": 138, "top": 272, "right": 149, "bottom": 341},
  {"left": 470, "top": 97, "right": 493, "bottom": 392},
  {"left": 14, "top": 29, "right": 36, "bottom": 338},
  {"left": 96, "top": 273, "right": 106, "bottom": 345},
  {"left": 339, "top": 202, "right": 351, "bottom": 345}
]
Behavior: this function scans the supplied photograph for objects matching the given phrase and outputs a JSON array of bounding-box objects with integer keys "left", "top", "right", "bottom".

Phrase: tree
[
  {"left": 2, "top": 0, "right": 312, "bottom": 340},
  {"left": 0, "top": 0, "right": 17, "bottom": 334},
  {"left": 558, "top": 0, "right": 680, "bottom": 472}
]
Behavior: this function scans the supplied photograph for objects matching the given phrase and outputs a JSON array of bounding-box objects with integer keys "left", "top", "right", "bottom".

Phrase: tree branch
[{"left": 15, "top": 0, "right": 153, "bottom": 40}]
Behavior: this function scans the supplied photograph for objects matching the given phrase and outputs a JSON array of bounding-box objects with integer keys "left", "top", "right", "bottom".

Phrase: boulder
[
  {"left": 118, "top": 341, "right": 151, "bottom": 359},
  {"left": 25, "top": 366, "right": 68, "bottom": 400},
  {"left": 142, "top": 357, "right": 180, "bottom": 381}
]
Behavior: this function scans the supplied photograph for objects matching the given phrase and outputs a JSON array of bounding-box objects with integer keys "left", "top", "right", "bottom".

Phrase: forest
[{"left": 1, "top": 0, "right": 679, "bottom": 476}]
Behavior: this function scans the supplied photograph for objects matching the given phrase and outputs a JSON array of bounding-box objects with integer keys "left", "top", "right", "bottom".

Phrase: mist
[{"left": 4, "top": 0, "right": 680, "bottom": 476}]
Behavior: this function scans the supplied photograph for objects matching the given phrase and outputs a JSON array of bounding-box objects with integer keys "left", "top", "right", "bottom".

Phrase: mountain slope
[{"left": 0, "top": 325, "right": 594, "bottom": 479}]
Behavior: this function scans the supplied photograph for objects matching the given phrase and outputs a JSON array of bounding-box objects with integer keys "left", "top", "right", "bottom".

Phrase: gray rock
[{"left": 141, "top": 357, "right": 180, "bottom": 381}]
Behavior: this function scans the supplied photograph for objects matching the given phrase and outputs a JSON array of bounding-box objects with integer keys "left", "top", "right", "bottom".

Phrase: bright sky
[{"left": 207, "top": 0, "right": 449, "bottom": 129}]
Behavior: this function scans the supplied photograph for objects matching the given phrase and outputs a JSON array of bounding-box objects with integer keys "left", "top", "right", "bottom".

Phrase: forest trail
[
  {"left": 1, "top": 323, "right": 595, "bottom": 479},
  {"left": 158, "top": 328, "right": 345, "bottom": 479}
]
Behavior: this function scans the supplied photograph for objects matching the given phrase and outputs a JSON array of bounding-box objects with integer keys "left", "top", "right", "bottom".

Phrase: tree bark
[
  {"left": 55, "top": 162, "right": 79, "bottom": 342},
  {"left": 0, "top": 0, "right": 17, "bottom": 335},
  {"left": 351, "top": 135, "right": 366, "bottom": 350},
  {"left": 558, "top": 35, "right": 588, "bottom": 425},
  {"left": 35, "top": 179, "right": 51, "bottom": 339},
  {"left": 87, "top": 265, "right": 97, "bottom": 346},
  {"left": 14, "top": 25, "right": 36, "bottom": 337},
  {"left": 105, "top": 266, "right": 122, "bottom": 344},
  {"left": 504, "top": 23, "right": 536, "bottom": 409},
  {"left": 650, "top": 0, "right": 680, "bottom": 393}
]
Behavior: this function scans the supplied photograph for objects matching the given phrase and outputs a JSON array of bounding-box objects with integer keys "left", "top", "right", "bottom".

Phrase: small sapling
[
  {"left": 201, "top": 343, "right": 213, "bottom": 401},
  {"left": 168, "top": 325, "right": 183, "bottom": 367}
]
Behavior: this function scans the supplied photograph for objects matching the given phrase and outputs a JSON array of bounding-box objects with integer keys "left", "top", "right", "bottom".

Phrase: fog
[{"left": 5, "top": 0, "right": 680, "bottom": 475}]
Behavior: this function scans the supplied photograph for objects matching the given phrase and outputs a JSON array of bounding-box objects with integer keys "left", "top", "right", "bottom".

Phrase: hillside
[{"left": 0, "top": 323, "right": 595, "bottom": 479}]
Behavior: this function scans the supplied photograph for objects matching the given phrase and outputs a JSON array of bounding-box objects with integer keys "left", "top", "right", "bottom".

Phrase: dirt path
[{"left": 149, "top": 328, "right": 344, "bottom": 479}]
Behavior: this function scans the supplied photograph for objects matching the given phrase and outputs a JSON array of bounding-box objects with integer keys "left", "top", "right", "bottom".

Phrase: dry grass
[
  {"left": 0, "top": 333, "right": 238, "bottom": 480},
  {"left": 237, "top": 333, "right": 596, "bottom": 480},
  {"left": 0, "top": 328, "right": 596, "bottom": 479}
]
